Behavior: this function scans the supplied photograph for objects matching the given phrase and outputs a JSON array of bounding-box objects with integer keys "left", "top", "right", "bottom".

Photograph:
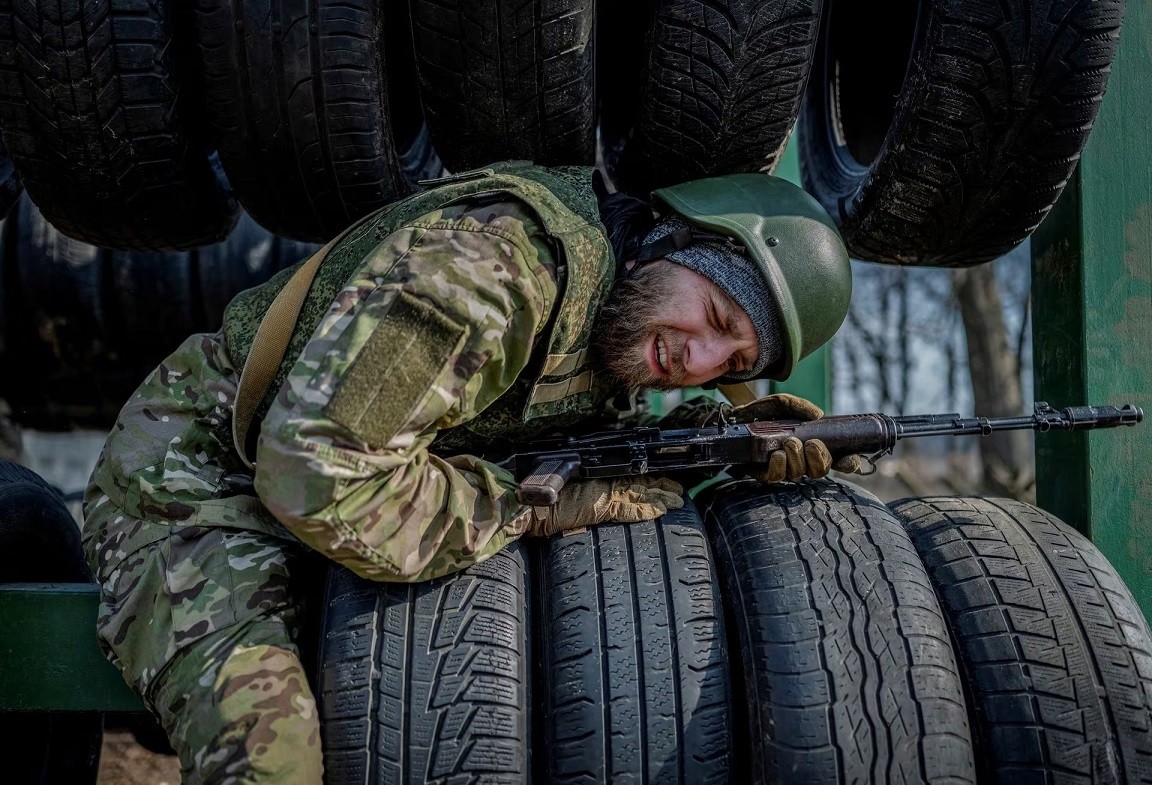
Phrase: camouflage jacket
[{"left": 84, "top": 165, "right": 622, "bottom": 585}]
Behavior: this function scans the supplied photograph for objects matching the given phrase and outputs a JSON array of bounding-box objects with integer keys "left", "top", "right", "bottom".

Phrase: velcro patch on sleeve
[{"left": 326, "top": 291, "right": 466, "bottom": 448}]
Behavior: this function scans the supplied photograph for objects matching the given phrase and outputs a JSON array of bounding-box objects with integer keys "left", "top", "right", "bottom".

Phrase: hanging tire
[
  {"left": 0, "top": 195, "right": 298, "bottom": 429},
  {"left": 318, "top": 545, "right": 532, "bottom": 784},
  {"left": 196, "top": 213, "right": 321, "bottom": 329},
  {"left": 603, "top": 0, "right": 822, "bottom": 195},
  {"left": 411, "top": 0, "right": 596, "bottom": 171},
  {"left": 699, "top": 478, "right": 976, "bottom": 783},
  {"left": 538, "top": 504, "right": 731, "bottom": 783},
  {"left": 192, "top": 0, "right": 423, "bottom": 242},
  {"left": 891, "top": 496, "right": 1152, "bottom": 783},
  {"left": 0, "top": 458, "right": 103, "bottom": 784},
  {"left": 0, "top": 195, "right": 114, "bottom": 429},
  {"left": 799, "top": 0, "right": 1126, "bottom": 266},
  {"left": 0, "top": 0, "right": 237, "bottom": 250},
  {"left": 0, "top": 194, "right": 196, "bottom": 428}
]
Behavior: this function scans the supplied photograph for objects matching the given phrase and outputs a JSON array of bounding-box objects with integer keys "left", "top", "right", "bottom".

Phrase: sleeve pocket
[{"left": 325, "top": 290, "right": 467, "bottom": 448}]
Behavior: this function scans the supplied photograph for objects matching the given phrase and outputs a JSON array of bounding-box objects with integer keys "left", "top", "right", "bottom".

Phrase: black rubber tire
[
  {"left": 698, "top": 478, "right": 976, "bottom": 784},
  {"left": 891, "top": 496, "right": 1152, "bottom": 783},
  {"left": 195, "top": 213, "right": 322, "bottom": 330},
  {"left": 192, "top": 0, "right": 421, "bottom": 242},
  {"left": 0, "top": 195, "right": 302, "bottom": 429},
  {"left": 318, "top": 545, "right": 532, "bottom": 784},
  {"left": 603, "top": 0, "right": 821, "bottom": 195},
  {"left": 799, "top": 0, "right": 1125, "bottom": 266},
  {"left": 0, "top": 458, "right": 103, "bottom": 784},
  {"left": 0, "top": 194, "right": 115, "bottom": 429},
  {"left": 108, "top": 247, "right": 199, "bottom": 365},
  {"left": 411, "top": 0, "right": 596, "bottom": 172},
  {"left": 0, "top": 0, "right": 237, "bottom": 250},
  {"left": 537, "top": 503, "right": 731, "bottom": 783},
  {"left": 0, "top": 458, "right": 91, "bottom": 581},
  {"left": 196, "top": 212, "right": 279, "bottom": 330}
]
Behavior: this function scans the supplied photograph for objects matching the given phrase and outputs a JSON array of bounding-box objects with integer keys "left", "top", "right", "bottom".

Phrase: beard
[{"left": 591, "top": 264, "right": 687, "bottom": 391}]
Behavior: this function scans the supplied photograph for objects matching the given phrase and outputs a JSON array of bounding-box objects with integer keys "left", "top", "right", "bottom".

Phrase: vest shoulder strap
[
  {"left": 718, "top": 382, "right": 759, "bottom": 407},
  {"left": 231, "top": 214, "right": 373, "bottom": 467}
]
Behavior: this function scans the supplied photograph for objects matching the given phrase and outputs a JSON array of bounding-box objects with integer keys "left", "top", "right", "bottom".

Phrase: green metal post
[{"left": 1030, "top": 2, "right": 1152, "bottom": 614}]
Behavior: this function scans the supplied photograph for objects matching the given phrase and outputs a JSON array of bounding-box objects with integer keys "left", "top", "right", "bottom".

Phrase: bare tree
[{"left": 952, "top": 265, "right": 1034, "bottom": 499}]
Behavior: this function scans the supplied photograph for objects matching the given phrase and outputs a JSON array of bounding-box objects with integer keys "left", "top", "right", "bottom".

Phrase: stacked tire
[
  {"left": 891, "top": 496, "right": 1152, "bottom": 783},
  {"left": 316, "top": 481, "right": 1152, "bottom": 784},
  {"left": 316, "top": 502, "right": 734, "bottom": 783},
  {"left": 0, "top": 194, "right": 318, "bottom": 429},
  {"left": 699, "top": 479, "right": 976, "bottom": 783}
]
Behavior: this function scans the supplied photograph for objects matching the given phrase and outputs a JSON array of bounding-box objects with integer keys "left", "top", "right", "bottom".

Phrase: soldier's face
[{"left": 592, "top": 261, "right": 759, "bottom": 390}]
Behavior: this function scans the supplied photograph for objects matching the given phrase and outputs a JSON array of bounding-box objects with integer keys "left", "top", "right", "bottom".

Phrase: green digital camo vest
[{"left": 222, "top": 163, "right": 620, "bottom": 456}]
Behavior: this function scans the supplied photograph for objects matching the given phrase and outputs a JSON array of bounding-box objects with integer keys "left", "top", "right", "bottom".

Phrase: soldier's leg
[
  {"left": 95, "top": 523, "right": 324, "bottom": 784},
  {"left": 153, "top": 617, "right": 322, "bottom": 784}
]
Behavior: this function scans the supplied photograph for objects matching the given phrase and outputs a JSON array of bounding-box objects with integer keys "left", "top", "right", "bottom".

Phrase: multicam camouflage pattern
[
  {"left": 253, "top": 198, "right": 577, "bottom": 582},
  {"left": 83, "top": 167, "right": 621, "bottom": 780},
  {"left": 83, "top": 332, "right": 317, "bottom": 782},
  {"left": 158, "top": 619, "right": 320, "bottom": 784}
]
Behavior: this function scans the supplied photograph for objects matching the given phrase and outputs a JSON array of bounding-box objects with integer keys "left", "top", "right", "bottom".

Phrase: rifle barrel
[{"left": 892, "top": 404, "right": 1143, "bottom": 440}]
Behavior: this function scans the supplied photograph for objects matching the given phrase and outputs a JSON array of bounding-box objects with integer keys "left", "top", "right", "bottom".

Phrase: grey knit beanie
[{"left": 642, "top": 215, "right": 781, "bottom": 380}]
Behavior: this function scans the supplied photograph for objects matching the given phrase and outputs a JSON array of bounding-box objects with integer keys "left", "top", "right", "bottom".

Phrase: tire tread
[
  {"left": 892, "top": 495, "right": 1152, "bottom": 784},
  {"left": 611, "top": 0, "right": 821, "bottom": 193},
  {"left": 0, "top": 0, "right": 236, "bottom": 249},
  {"left": 539, "top": 506, "right": 731, "bottom": 784},
  {"left": 703, "top": 479, "right": 976, "bottom": 784},
  {"left": 320, "top": 547, "right": 530, "bottom": 784},
  {"left": 411, "top": 0, "right": 595, "bottom": 171},
  {"left": 192, "top": 0, "right": 413, "bottom": 242}
]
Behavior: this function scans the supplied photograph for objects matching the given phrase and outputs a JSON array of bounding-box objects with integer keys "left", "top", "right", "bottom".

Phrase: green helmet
[{"left": 651, "top": 174, "right": 852, "bottom": 381}]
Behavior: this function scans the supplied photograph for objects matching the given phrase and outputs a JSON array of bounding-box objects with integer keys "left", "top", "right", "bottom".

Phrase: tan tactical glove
[
  {"left": 526, "top": 476, "right": 685, "bottom": 538},
  {"left": 718, "top": 393, "right": 862, "bottom": 483}
]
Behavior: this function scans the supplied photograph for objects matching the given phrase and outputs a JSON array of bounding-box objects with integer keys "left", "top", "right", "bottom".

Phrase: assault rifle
[{"left": 502, "top": 402, "right": 1143, "bottom": 506}]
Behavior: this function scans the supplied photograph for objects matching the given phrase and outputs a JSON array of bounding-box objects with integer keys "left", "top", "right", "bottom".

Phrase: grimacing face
[{"left": 591, "top": 260, "right": 760, "bottom": 391}]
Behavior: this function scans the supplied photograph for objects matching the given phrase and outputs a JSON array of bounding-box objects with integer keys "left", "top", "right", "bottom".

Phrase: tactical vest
[{"left": 222, "top": 163, "right": 621, "bottom": 455}]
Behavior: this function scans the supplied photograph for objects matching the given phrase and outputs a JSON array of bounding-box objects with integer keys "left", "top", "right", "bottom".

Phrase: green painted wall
[{"left": 1031, "top": 0, "right": 1152, "bottom": 614}]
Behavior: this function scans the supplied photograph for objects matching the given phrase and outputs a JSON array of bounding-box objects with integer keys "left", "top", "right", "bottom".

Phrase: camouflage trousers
[{"left": 94, "top": 521, "right": 323, "bottom": 784}]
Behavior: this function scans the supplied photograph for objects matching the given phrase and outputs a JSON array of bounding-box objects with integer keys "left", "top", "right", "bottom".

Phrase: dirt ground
[{"left": 97, "top": 732, "right": 181, "bottom": 785}]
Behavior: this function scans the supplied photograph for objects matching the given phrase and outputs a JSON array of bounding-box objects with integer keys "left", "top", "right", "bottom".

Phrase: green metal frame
[
  {"left": 1030, "top": 0, "right": 1152, "bottom": 616},
  {"left": 0, "top": 584, "right": 141, "bottom": 711}
]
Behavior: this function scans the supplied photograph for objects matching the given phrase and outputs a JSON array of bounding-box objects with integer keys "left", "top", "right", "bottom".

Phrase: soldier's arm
[{"left": 253, "top": 209, "right": 557, "bottom": 583}]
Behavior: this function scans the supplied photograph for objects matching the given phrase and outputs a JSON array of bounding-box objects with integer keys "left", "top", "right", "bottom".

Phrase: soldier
[{"left": 83, "top": 162, "right": 855, "bottom": 783}]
